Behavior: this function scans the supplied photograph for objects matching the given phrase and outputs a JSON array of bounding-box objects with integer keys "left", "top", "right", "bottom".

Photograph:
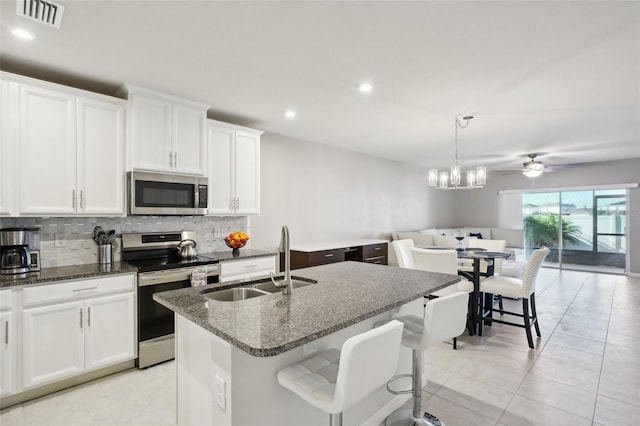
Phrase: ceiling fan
[
  {"left": 498, "top": 153, "right": 578, "bottom": 178},
  {"left": 521, "top": 153, "right": 545, "bottom": 178}
]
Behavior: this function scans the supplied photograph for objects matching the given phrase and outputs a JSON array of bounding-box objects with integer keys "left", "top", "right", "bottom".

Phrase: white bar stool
[
  {"left": 385, "top": 292, "right": 468, "bottom": 426},
  {"left": 277, "top": 320, "right": 404, "bottom": 426}
]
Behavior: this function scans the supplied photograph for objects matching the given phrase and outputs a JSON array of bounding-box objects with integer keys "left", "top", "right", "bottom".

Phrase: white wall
[
  {"left": 453, "top": 158, "right": 640, "bottom": 274},
  {"left": 250, "top": 133, "right": 455, "bottom": 249}
]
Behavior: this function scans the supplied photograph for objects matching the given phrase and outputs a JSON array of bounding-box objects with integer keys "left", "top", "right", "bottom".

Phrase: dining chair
[
  {"left": 389, "top": 239, "right": 416, "bottom": 269},
  {"left": 458, "top": 239, "right": 507, "bottom": 274},
  {"left": 410, "top": 247, "right": 473, "bottom": 350},
  {"left": 410, "top": 247, "right": 473, "bottom": 294},
  {"left": 480, "top": 246, "right": 550, "bottom": 349}
]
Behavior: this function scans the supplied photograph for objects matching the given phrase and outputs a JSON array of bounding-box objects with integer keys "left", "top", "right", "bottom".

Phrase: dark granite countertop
[
  {"left": 0, "top": 250, "right": 277, "bottom": 289},
  {"left": 153, "top": 261, "right": 460, "bottom": 357},
  {"left": 0, "top": 262, "right": 139, "bottom": 288}
]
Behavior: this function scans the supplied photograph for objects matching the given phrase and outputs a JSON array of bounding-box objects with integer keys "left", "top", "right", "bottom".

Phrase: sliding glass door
[{"left": 522, "top": 189, "right": 626, "bottom": 273}]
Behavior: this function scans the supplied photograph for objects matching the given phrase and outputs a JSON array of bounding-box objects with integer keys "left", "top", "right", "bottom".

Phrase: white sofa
[{"left": 389, "top": 226, "right": 525, "bottom": 266}]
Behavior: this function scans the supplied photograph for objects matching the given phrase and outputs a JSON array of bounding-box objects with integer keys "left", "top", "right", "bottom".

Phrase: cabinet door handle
[
  {"left": 324, "top": 254, "right": 334, "bottom": 258},
  {"left": 80, "top": 308, "right": 83, "bottom": 330},
  {"left": 236, "top": 197, "right": 240, "bottom": 211},
  {"left": 80, "top": 190, "right": 84, "bottom": 209},
  {"left": 4, "top": 320, "right": 7, "bottom": 345},
  {"left": 174, "top": 152, "right": 177, "bottom": 167},
  {"left": 73, "top": 286, "right": 98, "bottom": 294},
  {"left": 374, "top": 247, "right": 381, "bottom": 251},
  {"left": 168, "top": 152, "right": 173, "bottom": 168},
  {"left": 72, "top": 189, "right": 76, "bottom": 209},
  {"left": 87, "top": 306, "right": 91, "bottom": 327}
]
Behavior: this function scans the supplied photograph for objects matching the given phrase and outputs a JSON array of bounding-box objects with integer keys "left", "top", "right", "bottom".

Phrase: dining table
[
  {"left": 417, "top": 246, "right": 512, "bottom": 336},
  {"left": 456, "top": 249, "right": 512, "bottom": 336}
]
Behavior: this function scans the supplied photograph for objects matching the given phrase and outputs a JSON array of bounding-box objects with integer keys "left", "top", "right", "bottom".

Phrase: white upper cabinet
[
  {"left": 77, "top": 97, "right": 126, "bottom": 215},
  {"left": 0, "top": 79, "right": 14, "bottom": 215},
  {"left": 18, "top": 84, "right": 77, "bottom": 215},
  {"left": 123, "top": 85, "right": 209, "bottom": 175},
  {"left": 1, "top": 72, "right": 126, "bottom": 217},
  {"left": 208, "top": 120, "right": 262, "bottom": 215}
]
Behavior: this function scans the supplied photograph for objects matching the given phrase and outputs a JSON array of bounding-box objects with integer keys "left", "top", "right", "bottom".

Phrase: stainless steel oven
[
  {"left": 128, "top": 171, "right": 208, "bottom": 216},
  {"left": 137, "top": 264, "right": 219, "bottom": 368},
  {"left": 122, "top": 231, "right": 220, "bottom": 369}
]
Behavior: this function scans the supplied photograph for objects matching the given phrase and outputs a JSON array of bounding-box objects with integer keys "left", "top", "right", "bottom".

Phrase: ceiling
[{"left": 1, "top": 1, "right": 639, "bottom": 171}]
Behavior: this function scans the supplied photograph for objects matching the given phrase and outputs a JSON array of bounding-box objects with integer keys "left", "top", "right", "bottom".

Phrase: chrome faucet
[{"left": 270, "top": 225, "right": 293, "bottom": 295}]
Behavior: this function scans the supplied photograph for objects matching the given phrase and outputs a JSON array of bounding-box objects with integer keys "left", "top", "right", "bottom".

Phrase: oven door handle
[{"left": 138, "top": 266, "right": 220, "bottom": 287}]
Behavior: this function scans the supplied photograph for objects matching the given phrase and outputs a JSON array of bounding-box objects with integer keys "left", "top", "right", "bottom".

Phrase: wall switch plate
[
  {"left": 215, "top": 375, "right": 226, "bottom": 411},
  {"left": 302, "top": 341, "right": 318, "bottom": 357},
  {"left": 54, "top": 234, "right": 67, "bottom": 248}
]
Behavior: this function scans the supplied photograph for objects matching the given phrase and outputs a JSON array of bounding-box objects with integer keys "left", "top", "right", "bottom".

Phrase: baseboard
[
  {"left": 628, "top": 272, "right": 640, "bottom": 278},
  {"left": 0, "top": 360, "right": 135, "bottom": 409}
]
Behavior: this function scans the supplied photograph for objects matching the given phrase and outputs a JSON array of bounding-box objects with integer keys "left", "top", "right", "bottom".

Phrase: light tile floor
[{"left": 1, "top": 269, "right": 639, "bottom": 426}]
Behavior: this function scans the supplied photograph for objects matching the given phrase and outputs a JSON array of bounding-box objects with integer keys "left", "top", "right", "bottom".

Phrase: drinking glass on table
[{"left": 454, "top": 229, "right": 466, "bottom": 251}]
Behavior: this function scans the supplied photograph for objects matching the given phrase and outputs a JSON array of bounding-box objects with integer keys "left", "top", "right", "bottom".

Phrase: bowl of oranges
[{"left": 224, "top": 231, "right": 250, "bottom": 256}]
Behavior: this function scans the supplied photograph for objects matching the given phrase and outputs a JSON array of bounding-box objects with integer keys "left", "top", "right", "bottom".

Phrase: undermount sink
[
  {"left": 253, "top": 276, "right": 318, "bottom": 293},
  {"left": 201, "top": 287, "right": 270, "bottom": 302},
  {"left": 200, "top": 276, "right": 318, "bottom": 302}
]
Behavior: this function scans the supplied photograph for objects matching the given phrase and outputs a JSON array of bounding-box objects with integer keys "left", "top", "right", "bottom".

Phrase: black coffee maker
[{"left": 0, "top": 228, "right": 40, "bottom": 275}]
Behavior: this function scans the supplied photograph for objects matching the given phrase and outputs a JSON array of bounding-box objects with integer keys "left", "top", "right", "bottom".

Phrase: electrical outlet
[
  {"left": 54, "top": 233, "right": 67, "bottom": 248},
  {"left": 215, "top": 375, "right": 226, "bottom": 411},
  {"left": 302, "top": 341, "right": 318, "bottom": 357}
]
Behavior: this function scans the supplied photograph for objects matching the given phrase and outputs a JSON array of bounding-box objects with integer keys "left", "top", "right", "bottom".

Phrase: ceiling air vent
[{"left": 16, "top": 0, "right": 65, "bottom": 29}]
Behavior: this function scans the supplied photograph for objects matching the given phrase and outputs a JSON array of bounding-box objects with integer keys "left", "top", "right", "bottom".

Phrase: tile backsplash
[{"left": 0, "top": 216, "right": 249, "bottom": 268}]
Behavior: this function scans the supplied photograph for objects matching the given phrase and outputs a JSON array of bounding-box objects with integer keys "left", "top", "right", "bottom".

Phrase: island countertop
[{"left": 153, "top": 261, "right": 460, "bottom": 357}]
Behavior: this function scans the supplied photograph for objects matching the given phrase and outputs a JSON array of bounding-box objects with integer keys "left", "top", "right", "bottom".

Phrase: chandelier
[{"left": 428, "top": 115, "right": 486, "bottom": 190}]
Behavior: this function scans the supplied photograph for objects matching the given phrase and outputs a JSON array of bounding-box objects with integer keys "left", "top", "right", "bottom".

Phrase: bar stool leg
[
  {"left": 329, "top": 413, "right": 342, "bottom": 426},
  {"left": 386, "top": 349, "right": 444, "bottom": 426}
]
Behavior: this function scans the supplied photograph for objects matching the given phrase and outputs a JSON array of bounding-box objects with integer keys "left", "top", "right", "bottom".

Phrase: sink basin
[
  {"left": 253, "top": 276, "right": 318, "bottom": 293},
  {"left": 201, "top": 287, "right": 270, "bottom": 302}
]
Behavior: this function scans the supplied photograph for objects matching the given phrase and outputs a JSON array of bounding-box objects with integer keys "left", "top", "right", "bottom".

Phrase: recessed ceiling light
[
  {"left": 358, "top": 83, "right": 373, "bottom": 93},
  {"left": 11, "top": 28, "right": 35, "bottom": 41},
  {"left": 285, "top": 110, "right": 296, "bottom": 119}
]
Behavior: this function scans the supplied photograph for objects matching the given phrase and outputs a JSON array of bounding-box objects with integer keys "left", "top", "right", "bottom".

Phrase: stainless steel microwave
[{"left": 128, "top": 171, "right": 208, "bottom": 215}]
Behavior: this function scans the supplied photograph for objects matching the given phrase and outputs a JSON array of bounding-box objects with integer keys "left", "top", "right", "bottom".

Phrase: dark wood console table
[{"left": 281, "top": 239, "right": 389, "bottom": 270}]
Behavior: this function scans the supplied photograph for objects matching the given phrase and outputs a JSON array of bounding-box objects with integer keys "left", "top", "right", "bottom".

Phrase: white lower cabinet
[
  {"left": 20, "top": 274, "right": 136, "bottom": 390},
  {"left": 0, "top": 289, "right": 15, "bottom": 397},
  {"left": 22, "top": 300, "right": 85, "bottom": 388},
  {"left": 84, "top": 292, "right": 135, "bottom": 370}
]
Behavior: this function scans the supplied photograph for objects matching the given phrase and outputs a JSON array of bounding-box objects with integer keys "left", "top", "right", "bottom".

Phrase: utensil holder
[{"left": 98, "top": 244, "right": 112, "bottom": 264}]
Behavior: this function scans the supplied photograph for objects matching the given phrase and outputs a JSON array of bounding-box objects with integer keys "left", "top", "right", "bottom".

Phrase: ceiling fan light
[
  {"left": 523, "top": 168, "right": 543, "bottom": 178},
  {"left": 528, "top": 162, "right": 544, "bottom": 171}
]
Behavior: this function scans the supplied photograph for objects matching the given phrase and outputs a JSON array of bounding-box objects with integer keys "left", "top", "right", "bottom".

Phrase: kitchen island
[{"left": 154, "top": 261, "right": 460, "bottom": 426}]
